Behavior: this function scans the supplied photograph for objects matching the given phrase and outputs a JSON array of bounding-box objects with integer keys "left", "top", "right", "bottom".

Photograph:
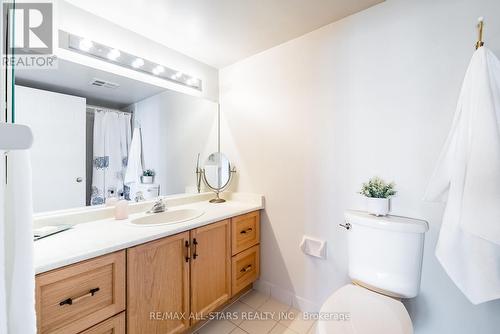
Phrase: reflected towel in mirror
[{"left": 124, "top": 127, "right": 144, "bottom": 200}]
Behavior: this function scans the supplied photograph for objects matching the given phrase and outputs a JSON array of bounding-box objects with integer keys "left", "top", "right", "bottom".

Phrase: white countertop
[{"left": 34, "top": 194, "right": 264, "bottom": 274}]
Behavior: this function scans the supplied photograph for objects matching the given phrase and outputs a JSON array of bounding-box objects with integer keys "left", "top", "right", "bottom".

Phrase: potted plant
[
  {"left": 141, "top": 169, "right": 155, "bottom": 184},
  {"left": 359, "top": 177, "right": 396, "bottom": 216}
]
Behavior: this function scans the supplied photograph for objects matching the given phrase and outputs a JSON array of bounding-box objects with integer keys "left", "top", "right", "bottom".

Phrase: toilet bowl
[
  {"left": 317, "top": 210, "right": 428, "bottom": 334},
  {"left": 317, "top": 284, "right": 413, "bottom": 334}
]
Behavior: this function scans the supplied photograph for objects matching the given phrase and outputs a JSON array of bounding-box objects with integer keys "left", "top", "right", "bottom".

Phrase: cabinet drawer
[
  {"left": 232, "top": 245, "right": 260, "bottom": 296},
  {"left": 232, "top": 211, "right": 260, "bottom": 255},
  {"left": 80, "top": 312, "right": 125, "bottom": 334},
  {"left": 36, "top": 251, "right": 126, "bottom": 334}
]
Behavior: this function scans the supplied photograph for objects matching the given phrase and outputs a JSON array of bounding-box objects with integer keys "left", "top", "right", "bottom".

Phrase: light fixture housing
[{"left": 61, "top": 31, "right": 202, "bottom": 91}]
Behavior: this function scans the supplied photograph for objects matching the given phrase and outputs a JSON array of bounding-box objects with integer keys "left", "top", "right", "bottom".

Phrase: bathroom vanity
[{"left": 34, "top": 194, "right": 263, "bottom": 334}]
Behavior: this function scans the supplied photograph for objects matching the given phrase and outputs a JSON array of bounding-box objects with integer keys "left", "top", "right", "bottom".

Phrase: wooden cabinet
[
  {"left": 127, "top": 232, "right": 190, "bottom": 334},
  {"left": 35, "top": 251, "right": 125, "bottom": 334},
  {"left": 35, "top": 210, "right": 261, "bottom": 334},
  {"left": 190, "top": 220, "right": 231, "bottom": 321},
  {"left": 231, "top": 211, "right": 261, "bottom": 297},
  {"left": 232, "top": 245, "right": 260, "bottom": 295},
  {"left": 79, "top": 312, "right": 125, "bottom": 334},
  {"left": 232, "top": 211, "right": 260, "bottom": 255}
]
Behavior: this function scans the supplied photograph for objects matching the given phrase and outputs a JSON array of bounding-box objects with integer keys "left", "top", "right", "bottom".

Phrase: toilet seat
[{"left": 317, "top": 284, "right": 413, "bottom": 334}]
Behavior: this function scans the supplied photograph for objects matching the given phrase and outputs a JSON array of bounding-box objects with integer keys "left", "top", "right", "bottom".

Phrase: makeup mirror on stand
[
  {"left": 202, "top": 152, "right": 235, "bottom": 203},
  {"left": 198, "top": 104, "right": 236, "bottom": 203}
]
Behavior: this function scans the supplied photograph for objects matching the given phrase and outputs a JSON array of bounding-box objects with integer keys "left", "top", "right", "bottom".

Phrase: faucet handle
[
  {"left": 135, "top": 191, "right": 145, "bottom": 202},
  {"left": 155, "top": 198, "right": 166, "bottom": 209}
]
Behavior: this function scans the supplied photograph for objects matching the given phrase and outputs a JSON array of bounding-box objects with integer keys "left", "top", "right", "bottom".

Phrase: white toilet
[{"left": 318, "top": 210, "right": 429, "bottom": 334}]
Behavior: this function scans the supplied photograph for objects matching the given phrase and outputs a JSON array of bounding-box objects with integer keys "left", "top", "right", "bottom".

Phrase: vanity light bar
[{"left": 60, "top": 31, "right": 202, "bottom": 91}]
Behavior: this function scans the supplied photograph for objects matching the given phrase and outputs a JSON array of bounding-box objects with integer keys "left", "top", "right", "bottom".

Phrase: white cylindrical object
[
  {"left": 114, "top": 200, "right": 129, "bottom": 220},
  {"left": 366, "top": 197, "right": 390, "bottom": 216}
]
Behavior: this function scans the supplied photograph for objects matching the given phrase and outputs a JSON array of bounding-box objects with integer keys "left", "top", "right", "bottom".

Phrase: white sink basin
[{"left": 130, "top": 209, "right": 204, "bottom": 226}]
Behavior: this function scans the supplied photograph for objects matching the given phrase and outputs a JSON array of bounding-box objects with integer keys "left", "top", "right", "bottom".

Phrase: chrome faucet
[{"left": 147, "top": 199, "right": 166, "bottom": 214}]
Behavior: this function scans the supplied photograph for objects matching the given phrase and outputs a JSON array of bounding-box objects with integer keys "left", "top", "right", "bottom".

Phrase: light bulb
[
  {"left": 107, "top": 49, "right": 121, "bottom": 61},
  {"left": 152, "top": 65, "right": 164, "bottom": 75},
  {"left": 79, "top": 39, "right": 94, "bottom": 52},
  {"left": 187, "top": 78, "right": 199, "bottom": 87},
  {"left": 171, "top": 71, "right": 183, "bottom": 80},
  {"left": 131, "top": 58, "right": 144, "bottom": 68}
]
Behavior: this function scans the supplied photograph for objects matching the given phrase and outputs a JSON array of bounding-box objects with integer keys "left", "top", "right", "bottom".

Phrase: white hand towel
[
  {"left": 1, "top": 150, "right": 36, "bottom": 333},
  {"left": 424, "top": 47, "right": 500, "bottom": 304},
  {"left": 459, "top": 48, "right": 500, "bottom": 244},
  {"left": 124, "top": 128, "right": 143, "bottom": 198}
]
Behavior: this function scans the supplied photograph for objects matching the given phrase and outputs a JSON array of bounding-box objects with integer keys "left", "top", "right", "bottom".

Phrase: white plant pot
[
  {"left": 366, "top": 197, "right": 390, "bottom": 216},
  {"left": 141, "top": 176, "right": 154, "bottom": 184}
]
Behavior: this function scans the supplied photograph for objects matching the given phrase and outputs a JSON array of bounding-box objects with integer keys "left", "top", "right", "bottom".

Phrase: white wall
[
  {"left": 134, "top": 90, "right": 218, "bottom": 195},
  {"left": 54, "top": 0, "right": 219, "bottom": 101},
  {"left": 219, "top": 0, "right": 500, "bottom": 333}
]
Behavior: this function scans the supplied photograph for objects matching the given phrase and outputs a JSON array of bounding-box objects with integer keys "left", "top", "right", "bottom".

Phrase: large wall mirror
[{"left": 14, "top": 58, "right": 218, "bottom": 213}]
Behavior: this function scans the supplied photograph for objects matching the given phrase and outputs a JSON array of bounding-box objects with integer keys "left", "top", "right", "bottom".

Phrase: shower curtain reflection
[{"left": 90, "top": 108, "right": 132, "bottom": 205}]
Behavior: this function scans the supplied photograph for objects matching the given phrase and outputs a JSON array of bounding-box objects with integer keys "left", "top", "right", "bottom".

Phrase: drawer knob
[
  {"left": 59, "top": 287, "right": 100, "bottom": 306},
  {"left": 240, "top": 228, "right": 253, "bottom": 235},
  {"left": 240, "top": 264, "right": 252, "bottom": 273}
]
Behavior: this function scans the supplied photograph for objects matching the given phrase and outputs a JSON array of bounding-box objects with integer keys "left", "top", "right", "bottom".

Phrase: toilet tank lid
[{"left": 345, "top": 210, "right": 429, "bottom": 234}]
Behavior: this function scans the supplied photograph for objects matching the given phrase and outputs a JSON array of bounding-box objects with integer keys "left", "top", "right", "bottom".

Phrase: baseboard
[{"left": 253, "top": 279, "right": 320, "bottom": 313}]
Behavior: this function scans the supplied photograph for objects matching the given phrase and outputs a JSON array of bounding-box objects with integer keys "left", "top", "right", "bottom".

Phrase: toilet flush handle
[{"left": 339, "top": 221, "right": 351, "bottom": 230}]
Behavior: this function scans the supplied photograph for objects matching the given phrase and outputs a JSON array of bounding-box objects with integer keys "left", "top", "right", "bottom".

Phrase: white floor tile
[
  {"left": 279, "top": 308, "right": 315, "bottom": 334},
  {"left": 269, "top": 323, "right": 299, "bottom": 334},
  {"left": 307, "top": 322, "right": 317, "bottom": 334},
  {"left": 225, "top": 300, "right": 256, "bottom": 325},
  {"left": 258, "top": 298, "right": 291, "bottom": 321},
  {"left": 239, "top": 318, "right": 277, "bottom": 334},
  {"left": 231, "top": 328, "right": 249, "bottom": 334},
  {"left": 240, "top": 290, "right": 269, "bottom": 309},
  {"left": 197, "top": 319, "right": 236, "bottom": 334}
]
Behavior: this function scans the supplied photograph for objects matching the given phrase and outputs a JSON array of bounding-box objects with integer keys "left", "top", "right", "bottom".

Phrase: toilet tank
[{"left": 344, "top": 210, "right": 429, "bottom": 298}]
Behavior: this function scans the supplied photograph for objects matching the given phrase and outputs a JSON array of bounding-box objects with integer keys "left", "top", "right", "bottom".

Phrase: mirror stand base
[
  {"left": 209, "top": 198, "right": 226, "bottom": 203},
  {"left": 209, "top": 192, "right": 226, "bottom": 203}
]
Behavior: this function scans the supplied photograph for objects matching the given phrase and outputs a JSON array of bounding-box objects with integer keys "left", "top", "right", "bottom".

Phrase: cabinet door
[
  {"left": 191, "top": 220, "right": 231, "bottom": 321},
  {"left": 127, "top": 232, "right": 190, "bottom": 334}
]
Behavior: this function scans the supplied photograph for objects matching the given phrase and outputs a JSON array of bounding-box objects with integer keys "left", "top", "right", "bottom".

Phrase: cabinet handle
[
  {"left": 185, "top": 240, "right": 190, "bottom": 262},
  {"left": 240, "top": 228, "right": 253, "bottom": 234},
  {"left": 59, "top": 287, "right": 100, "bottom": 306},
  {"left": 240, "top": 264, "right": 252, "bottom": 273},
  {"left": 192, "top": 238, "right": 198, "bottom": 259}
]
